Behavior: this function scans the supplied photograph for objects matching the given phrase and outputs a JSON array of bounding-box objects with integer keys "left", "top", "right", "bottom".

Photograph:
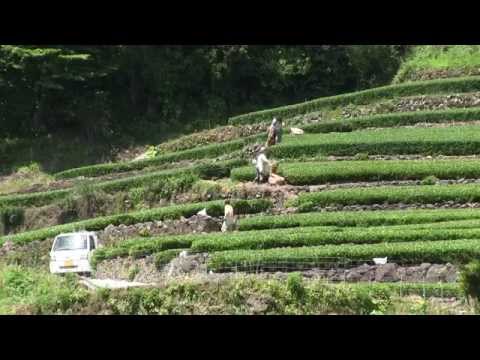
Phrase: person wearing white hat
[{"left": 253, "top": 146, "right": 272, "bottom": 183}]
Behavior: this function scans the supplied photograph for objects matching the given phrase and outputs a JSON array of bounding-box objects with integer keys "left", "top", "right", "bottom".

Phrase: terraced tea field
[{"left": 4, "top": 49, "right": 480, "bottom": 314}]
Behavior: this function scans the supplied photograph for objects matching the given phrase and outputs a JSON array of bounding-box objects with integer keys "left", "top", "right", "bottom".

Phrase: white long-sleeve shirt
[{"left": 255, "top": 153, "right": 271, "bottom": 175}]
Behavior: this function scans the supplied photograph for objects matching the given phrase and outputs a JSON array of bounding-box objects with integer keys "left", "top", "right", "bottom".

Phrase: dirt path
[{"left": 79, "top": 277, "right": 154, "bottom": 290}]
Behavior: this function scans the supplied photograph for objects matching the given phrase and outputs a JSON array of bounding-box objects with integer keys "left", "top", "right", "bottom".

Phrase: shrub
[
  {"left": 15, "top": 162, "right": 45, "bottom": 177},
  {"left": 141, "top": 173, "right": 199, "bottom": 206},
  {"left": 195, "top": 159, "right": 248, "bottom": 179},
  {"left": 0, "top": 265, "right": 89, "bottom": 314},
  {"left": 353, "top": 153, "right": 370, "bottom": 161},
  {"left": 154, "top": 249, "right": 185, "bottom": 269},
  {"left": 0, "top": 207, "right": 25, "bottom": 233},
  {"left": 302, "top": 108, "right": 480, "bottom": 134},
  {"left": 0, "top": 188, "right": 71, "bottom": 208},
  {"left": 72, "top": 182, "right": 108, "bottom": 219},
  {"left": 91, "top": 277, "right": 392, "bottom": 315},
  {"left": 230, "top": 167, "right": 256, "bottom": 182},
  {"left": 232, "top": 159, "right": 480, "bottom": 185},
  {"left": 351, "top": 282, "right": 462, "bottom": 299},
  {"left": 92, "top": 237, "right": 195, "bottom": 267},
  {"left": 287, "top": 272, "right": 306, "bottom": 301},
  {"left": 191, "top": 226, "right": 480, "bottom": 253},
  {"left": 290, "top": 183, "right": 480, "bottom": 208},
  {"left": 459, "top": 260, "right": 480, "bottom": 310},
  {"left": 421, "top": 176, "right": 439, "bottom": 186},
  {"left": 238, "top": 208, "right": 480, "bottom": 231},
  {"left": 191, "top": 180, "right": 223, "bottom": 200},
  {"left": 270, "top": 125, "right": 480, "bottom": 159}
]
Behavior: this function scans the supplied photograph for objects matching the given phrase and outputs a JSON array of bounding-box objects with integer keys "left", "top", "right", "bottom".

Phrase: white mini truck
[{"left": 49, "top": 231, "right": 99, "bottom": 275}]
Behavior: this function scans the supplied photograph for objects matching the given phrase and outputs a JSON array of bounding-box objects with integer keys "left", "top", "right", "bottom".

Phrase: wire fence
[
  {"left": 213, "top": 257, "right": 387, "bottom": 274},
  {"left": 210, "top": 256, "right": 458, "bottom": 289},
  {"left": 213, "top": 258, "right": 349, "bottom": 274}
]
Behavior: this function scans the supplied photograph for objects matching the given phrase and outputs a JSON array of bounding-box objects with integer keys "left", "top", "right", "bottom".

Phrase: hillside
[{"left": 2, "top": 45, "right": 480, "bottom": 315}]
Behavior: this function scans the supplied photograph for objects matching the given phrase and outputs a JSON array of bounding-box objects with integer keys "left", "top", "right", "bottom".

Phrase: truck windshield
[{"left": 54, "top": 235, "right": 88, "bottom": 251}]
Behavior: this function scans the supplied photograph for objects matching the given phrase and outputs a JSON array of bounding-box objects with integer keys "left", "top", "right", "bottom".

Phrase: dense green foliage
[
  {"left": 459, "top": 260, "right": 480, "bottom": 307},
  {"left": 350, "top": 282, "right": 462, "bottom": 299},
  {"left": 0, "top": 265, "right": 89, "bottom": 314},
  {"left": 0, "top": 265, "right": 462, "bottom": 314},
  {"left": 0, "top": 207, "right": 25, "bottom": 234},
  {"left": 0, "top": 45, "right": 406, "bottom": 141},
  {"left": 290, "top": 183, "right": 480, "bottom": 209},
  {"left": 231, "top": 159, "right": 480, "bottom": 184},
  {"left": 76, "top": 280, "right": 464, "bottom": 314},
  {"left": 270, "top": 125, "right": 480, "bottom": 159},
  {"left": 207, "top": 239, "right": 480, "bottom": 272},
  {"left": 229, "top": 76, "right": 480, "bottom": 125},
  {"left": 0, "top": 199, "right": 272, "bottom": 246},
  {"left": 238, "top": 208, "right": 480, "bottom": 231},
  {"left": 0, "top": 46, "right": 114, "bottom": 139}
]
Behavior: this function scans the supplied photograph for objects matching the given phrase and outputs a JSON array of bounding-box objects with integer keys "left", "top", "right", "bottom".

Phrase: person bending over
[{"left": 253, "top": 146, "right": 271, "bottom": 183}]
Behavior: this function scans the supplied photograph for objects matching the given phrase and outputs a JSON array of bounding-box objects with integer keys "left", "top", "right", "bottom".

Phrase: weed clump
[
  {"left": 421, "top": 175, "right": 439, "bottom": 185},
  {"left": 459, "top": 260, "right": 480, "bottom": 312}
]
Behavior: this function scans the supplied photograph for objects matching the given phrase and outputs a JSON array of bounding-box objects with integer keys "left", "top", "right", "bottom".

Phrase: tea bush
[
  {"left": 0, "top": 198, "right": 272, "bottom": 246},
  {"left": 290, "top": 183, "right": 480, "bottom": 208},
  {"left": 238, "top": 208, "right": 480, "bottom": 231},
  {"left": 232, "top": 159, "right": 480, "bottom": 184},
  {"left": 207, "top": 238, "right": 480, "bottom": 272},
  {"left": 229, "top": 76, "right": 480, "bottom": 125}
]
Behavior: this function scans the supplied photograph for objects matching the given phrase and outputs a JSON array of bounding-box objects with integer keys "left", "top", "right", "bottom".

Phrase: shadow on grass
[{"left": 0, "top": 126, "right": 182, "bottom": 176}]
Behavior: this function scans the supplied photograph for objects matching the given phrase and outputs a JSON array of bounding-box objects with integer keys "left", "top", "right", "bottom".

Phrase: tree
[
  {"left": 0, "top": 45, "right": 406, "bottom": 141},
  {"left": 0, "top": 45, "right": 116, "bottom": 138}
]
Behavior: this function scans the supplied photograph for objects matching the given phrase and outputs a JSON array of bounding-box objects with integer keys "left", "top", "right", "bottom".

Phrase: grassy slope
[
  {"left": 394, "top": 46, "right": 480, "bottom": 83},
  {"left": 0, "top": 159, "right": 245, "bottom": 208},
  {"left": 0, "top": 265, "right": 464, "bottom": 314}
]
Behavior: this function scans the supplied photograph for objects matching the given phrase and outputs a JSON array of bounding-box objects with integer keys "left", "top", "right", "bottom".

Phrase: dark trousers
[{"left": 255, "top": 168, "right": 268, "bottom": 183}]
